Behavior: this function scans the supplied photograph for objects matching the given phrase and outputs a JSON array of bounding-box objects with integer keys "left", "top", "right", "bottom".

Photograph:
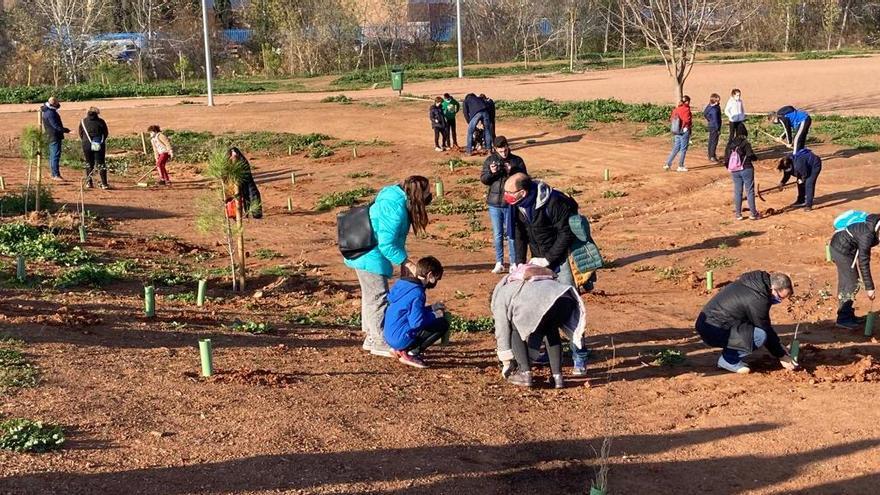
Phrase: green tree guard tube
[
  {"left": 866, "top": 312, "right": 876, "bottom": 337},
  {"left": 16, "top": 256, "right": 25, "bottom": 281},
  {"left": 790, "top": 339, "right": 800, "bottom": 362},
  {"left": 144, "top": 286, "right": 156, "bottom": 317},
  {"left": 79, "top": 225, "right": 86, "bottom": 243},
  {"left": 197, "top": 280, "right": 207, "bottom": 307},
  {"left": 199, "top": 339, "right": 213, "bottom": 377},
  {"left": 706, "top": 271, "right": 714, "bottom": 290},
  {"left": 435, "top": 180, "right": 444, "bottom": 198}
]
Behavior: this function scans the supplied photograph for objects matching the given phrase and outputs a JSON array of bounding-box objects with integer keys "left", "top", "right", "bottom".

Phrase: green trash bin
[{"left": 390, "top": 66, "right": 404, "bottom": 95}]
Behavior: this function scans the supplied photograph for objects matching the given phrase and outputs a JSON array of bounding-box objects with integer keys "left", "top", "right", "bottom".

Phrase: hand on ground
[{"left": 780, "top": 355, "right": 799, "bottom": 371}]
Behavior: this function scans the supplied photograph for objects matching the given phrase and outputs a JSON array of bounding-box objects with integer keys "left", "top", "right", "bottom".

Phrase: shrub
[
  {"left": 0, "top": 223, "right": 91, "bottom": 265},
  {"left": 0, "top": 419, "right": 65, "bottom": 452},
  {"left": 428, "top": 199, "right": 486, "bottom": 215},
  {"left": 0, "top": 348, "right": 39, "bottom": 390},
  {"left": 54, "top": 260, "right": 132, "bottom": 288},
  {"left": 0, "top": 187, "right": 56, "bottom": 216},
  {"left": 315, "top": 187, "right": 374, "bottom": 211},
  {"left": 448, "top": 314, "right": 493, "bottom": 333}
]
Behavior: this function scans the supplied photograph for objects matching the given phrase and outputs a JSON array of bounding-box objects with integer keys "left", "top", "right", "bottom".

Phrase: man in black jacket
[
  {"left": 463, "top": 93, "right": 492, "bottom": 155},
  {"left": 481, "top": 136, "right": 527, "bottom": 274},
  {"left": 695, "top": 271, "right": 799, "bottom": 374},
  {"left": 78, "top": 107, "right": 110, "bottom": 189},
  {"left": 830, "top": 213, "right": 879, "bottom": 329},
  {"left": 504, "top": 172, "right": 588, "bottom": 374}
]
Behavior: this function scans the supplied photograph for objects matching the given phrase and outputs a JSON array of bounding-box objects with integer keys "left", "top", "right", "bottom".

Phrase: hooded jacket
[
  {"left": 513, "top": 181, "right": 577, "bottom": 270},
  {"left": 830, "top": 214, "right": 880, "bottom": 291},
  {"left": 343, "top": 184, "right": 410, "bottom": 278},
  {"left": 463, "top": 93, "right": 488, "bottom": 122},
  {"left": 429, "top": 104, "right": 446, "bottom": 129},
  {"left": 441, "top": 96, "right": 460, "bottom": 121},
  {"left": 724, "top": 96, "right": 745, "bottom": 123},
  {"left": 670, "top": 103, "right": 693, "bottom": 132},
  {"left": 480, "top": 151, "right": 527, "bottom": 207},
  {"left": 41, "top": 104, "right": 68, "bottom": 142},
  {"left": 723, "top": 136, "right": 758, "bottom": 170},
  {"left": 78, "top": 112, "right": 109, "bottom": 148},
  {"left": 229, "top": 148, "right": 263, "bottom": 219},
  {"left": 383, "top": 277, "right": 436, "bottom": 350},
  {"left": 781, "top": 149, "right": 821, "bottom": 185},
  {"left": 696, "top": 271, "right": 785, "bottom": 357}
]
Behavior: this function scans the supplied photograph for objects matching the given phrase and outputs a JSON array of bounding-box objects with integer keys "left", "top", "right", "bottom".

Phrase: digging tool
[
  {"left": 744, "top": 181, "right": 796, "bottom": 202},
  {"left": 790, "top": 323, "right": 801, "bottom": 362},
  {"left": 134, "top": 167, "right": 156, "bottom": 187},
  {"left": 759, "top": 129, "right": 792, "bottom": 148}
]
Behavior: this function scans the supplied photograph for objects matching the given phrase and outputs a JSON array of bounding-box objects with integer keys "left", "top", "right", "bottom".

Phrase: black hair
[
  {"left": 417, "top": 256, "right": 443, "bottom": 278},
  {"left": 513, "top": 174, "right": 532, "bottom": 192},
  {"left": 493, "top": 136, "right": 508, "bottom": 149}
]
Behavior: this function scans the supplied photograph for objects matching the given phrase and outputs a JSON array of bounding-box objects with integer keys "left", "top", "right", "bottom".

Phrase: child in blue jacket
[
  {"left": 770, "top": 106, "right": 812, "bottom": 154},
  {"left": 383, "top": 256, "right": 449, "bottom": 369},
  {"left": 703, "top": 93, "right": 722, "bottom": 162}
]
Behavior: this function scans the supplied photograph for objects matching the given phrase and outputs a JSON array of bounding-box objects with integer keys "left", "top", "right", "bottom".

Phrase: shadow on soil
[
  {"left": 3, "top": 424, "right": 879, "bottom": 494},
  {"left": 612, "top": 231, "right": 763, "bottom": 268}
]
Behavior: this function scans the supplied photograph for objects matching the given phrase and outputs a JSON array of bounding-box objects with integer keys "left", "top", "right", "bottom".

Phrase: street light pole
[
  {"left": 200, "top": 0, "right": 215, "bottom": 107},
  {"left": 456, "top": 0, "right": 463, "bottom": 78}
]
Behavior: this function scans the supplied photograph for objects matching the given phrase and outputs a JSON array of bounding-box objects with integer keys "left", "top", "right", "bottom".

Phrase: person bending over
[
  {"left": 777, "top": 148, "right": 822, "bottom": 211},
  {"left": 770, "top": 106, "right": 811, "bottom": 154},
  {"left": 830, "top": 212, "right": 879, "bottom": 329}
]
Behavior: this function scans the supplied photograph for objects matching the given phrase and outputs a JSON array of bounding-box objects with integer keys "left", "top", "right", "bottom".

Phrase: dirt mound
[
  {"left": 206, "top": 368, "right": 299, "bottom": 388},
  {"left": 811, "top": 355, "right": 880, "bottom": 383},
  {"left": 104, "top": 237, "right": 207, "bottom": 256}
]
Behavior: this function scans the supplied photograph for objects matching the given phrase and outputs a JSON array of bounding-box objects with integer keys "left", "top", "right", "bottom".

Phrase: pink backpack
[{"left": 727, "top": 147, "right": 743, "bottom": 172}]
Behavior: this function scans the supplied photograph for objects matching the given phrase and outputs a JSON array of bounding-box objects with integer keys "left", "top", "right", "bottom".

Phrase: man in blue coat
[{"left": 40, "top": 97, "right": 70, "bottom": 180}]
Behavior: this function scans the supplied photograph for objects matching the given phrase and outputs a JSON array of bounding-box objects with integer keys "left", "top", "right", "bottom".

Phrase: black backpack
[{"left": 337, "top": 203, "right": 377, "bottom": 260}]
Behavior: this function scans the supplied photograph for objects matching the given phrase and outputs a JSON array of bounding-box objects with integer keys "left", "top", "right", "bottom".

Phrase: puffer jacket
[
  {"left": 830, "top": 214, "right": 880, "bottom": 291},
  {"left": 344, "top": 184, "right": 411, "bottom": 278},
  {"left": 384, "top": 277, "right": 435, "bottom": 350},
  {"left": 696, "top": 271, "right": 785, "bottom": 357},
  {"left": 429, "top": 105, "right": 446, "bottom": 129},
  {"left": 513, "top": 182, "right": 577, "bottom": 270},
  {"left": 41, "top": 104, "right": 67, "bottom": 142},
  {"left": 480, "top": 151, "right": 527, "bottom": 207}
]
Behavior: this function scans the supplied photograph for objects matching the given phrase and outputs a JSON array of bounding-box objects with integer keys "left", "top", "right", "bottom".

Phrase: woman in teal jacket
[{"left": 345, "top": 175, "right": 433, "bottom": 357}]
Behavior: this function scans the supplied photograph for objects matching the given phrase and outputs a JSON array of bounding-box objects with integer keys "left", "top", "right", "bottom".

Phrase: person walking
[
  {"left": 228, "top": 147, "right": 263, "bottom": 219},
  {"left": 724, "top": 89, "right": 747, "bottom": 144},
  {"left": 77, "top": 107, "right": 110, "bottom": 189},
  {"left": 147, "top": 125, "right": 173, "bottom": 185},
  {"left": 344, "top": 176, "right": 433, "bottom": 358},
  {"left": 703, "top": 93, "right": 722, "bottom": 162},
  {"left": 40, "top": 96, "right": 70, "bottom": 180},
  {"left": 429, "top": 97, "right": 448, "bottom": 152},
  {"left": 777, "top": 148, "right": 822, "bottom": 211},
  {"left": 664, "top": 95, "right": 692, "bottom": 172},
  {"left": 770, "top": 106, "right": 812, "bottom": 154},
  {"left": 829, "top": 212, "right": 879, "bottom": 329},
  {"left": 480, "top": 136, "right": 527, "bottom": 274},
  {"left": 724, "top": 128, "right": 760, "bottom": 221},
  {"left": 463, "top": 93, "right": 492, "bottom": 155},
  {"left": 695, "top": 271, "right": 799, "bottom": 374},
  {"left": 442, "top": 93, "right": 460, "bottom": 149}
]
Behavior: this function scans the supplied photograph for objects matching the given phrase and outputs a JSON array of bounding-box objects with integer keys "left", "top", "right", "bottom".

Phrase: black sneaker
[
  {"left": 790, "top": 202, "right": 806, "bottom": 208},
  {"left": 507, "top": 371, "right": 533, "bottom": 387}
]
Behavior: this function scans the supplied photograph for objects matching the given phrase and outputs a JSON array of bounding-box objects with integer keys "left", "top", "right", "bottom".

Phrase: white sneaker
[
  {"left": 491, "top": 262, "right": 505, "bottom": 274},
  {"left": 434, "top": 147, "right": 443, "bottom": 152},
  {"left": 717, "top": 355, "right": 751, "bottom": 374},
  {"left": 361, "top": 335, "right": 374, "bottom": 352},
  {"left": 676, "top": 166, "right": 688, "bottom": 172},
  {"left": 370, "top": 340, "right": 396, "bottom": 358},
  {"left": 663, "top": 164, "right": 671, "bottom": 171}
]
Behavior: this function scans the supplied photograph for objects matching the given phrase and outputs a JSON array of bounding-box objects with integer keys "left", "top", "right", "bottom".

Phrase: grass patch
[
  {"left": 315, "top": 187, "right": 375, "bottom": 212},
  {"left": 147, "top": 268, "right": 193, "bottom": 287},
  {"left": 254, "top": 248, "right": 282, "bottom": 260},
  {"left": 448, "top": 314, "right": 493, "bottom": 333},
  {"left": 497, "top": 98, "right": 673, "bottom": 131},
  {"left": 655, "top": 266, "right": 685, "bottom": 281},
  {"left": 0, "top": 223, "right": 91, "bottom": 265},
  {"left": 456, "top": 177, "right": 479, "bottom": 185},
  {"left": 320, "top": 94, "right": 352, "bottom": 104},
  {"left": 632, "top": 264, "right": 656, "bottom": 273},
  {"left": 0, "top": 419, "right": 65, "bottom": 452},
  {"left": 307, "top": 142, "right": 335, "bottom": 159},
  {"left": 442, "top": 157, "right": 480, "bottom": 171},
  {"left": 429, "top": 199, "right": 486, "bottom": 215},
  {"left": 346, "top": 172, "right": 374, "bottom": 179},
  {"left": 704, "top": 256, "right": 738, "bottom": 270},
  {"left": 0, "top": 348, "right": 39, "bottom": 391},
  {"left": 54, "top": 260, "right": 133, "bottom": 288},
  {"left": 601, "top": 190, "right": 627, "bottom": 199},
  {"left": 228, "top": 320, "right": 273, "bottom": 335},
  {"left": 259, "top": 265, "right": 294, "bottom": 277}
]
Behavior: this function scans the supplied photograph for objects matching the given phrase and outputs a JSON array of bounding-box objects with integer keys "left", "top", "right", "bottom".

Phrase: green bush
[
  {"left": 0, "top": 187, "right": 56, "bottom": 216},
  {"left": 497, "top": 98, "right": 672, "bottom": 130},
  {"left": 0, "top": 419, "right": 65, "bottom": 452},
  {"left": 0, "top": 223, "right": 91, "bottom": 265},
  {"left": 229, "top": 320, "right": 273, "bottom": 334},
  {"left": 0, "top": 80, "right": 277, "bottom": 104},
  {"left": 315, "top": 187, "right": 375, "bottom": 212},
  {"left": 54, "top": 260, "right": 132, "bottom": 288},
  {"left": 428, "top": 199, "right": 486, "bottom": 215},
  {"left": 448, "top": 314, "right": 493, "bottom": 333}
]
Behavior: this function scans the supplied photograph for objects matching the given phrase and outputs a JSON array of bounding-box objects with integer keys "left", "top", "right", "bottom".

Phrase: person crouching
[
  {"left": 383, "top": 256, "right": 449, "bottom": 369},
  {"left": 695, "top": 271, "right": 799, "bottom": 374}
]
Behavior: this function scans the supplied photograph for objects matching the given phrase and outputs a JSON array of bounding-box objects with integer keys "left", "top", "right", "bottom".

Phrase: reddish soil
[{"left": 1, "top": 59, "right": 880, "bottom": 494}]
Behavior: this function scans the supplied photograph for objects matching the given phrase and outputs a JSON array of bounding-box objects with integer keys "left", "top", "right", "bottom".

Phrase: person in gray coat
[{"left": 491, "top": 264, "right": 586, "bottom": 388}]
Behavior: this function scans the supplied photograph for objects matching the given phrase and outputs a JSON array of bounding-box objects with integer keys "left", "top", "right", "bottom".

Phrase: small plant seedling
[
  {"left": 704, "top": 256, "right": 737, "bottom": 270},
  {"left": 0, "top": 348, "right": 39, "bottom": 390},
  {"left": 228, "top": 320, "right": 273, "bottom": 335},
  {"left": 314, "top": 187, "right": 375, "bottom": 212},
  {"left": 649, "top": 348, "right": 686, "bottom": 366},
  {"left": 0, "top": 419, "right": 65, "bottom": 453},
  {"left": 655, "top": 266, "right": 684, "bottom": 281},
  {"left": 448, "top": 314, "right": 493, "bottom": 333},
  {"left": 254, "top": 248, "right": 282, "bottom": 260},
  {"left": 346, "top": 171, "right": 374, "bottom": 179},
  {"left": 601, "top": 190, "right": 627, "bottom": 199}
]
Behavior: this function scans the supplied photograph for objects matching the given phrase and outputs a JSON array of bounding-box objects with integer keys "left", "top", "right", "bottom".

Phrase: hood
[
  {"left": 737, "top": 270, "right": 771, "bottom": 298},
  {"left": 41, "top": 104, "right": 56, "bottom": 112},
  {"left": 388, "top": 277, "right": 423, "bottom": 303},
  {"left": 534, "top": 181, "right": 553, "bottom": 209},
  {"left": 868, "top": 214, "right": 880, "bottom": 236}
]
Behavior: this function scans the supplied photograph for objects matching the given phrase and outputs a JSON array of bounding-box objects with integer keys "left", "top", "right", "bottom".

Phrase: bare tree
[
  {"left": 623, "top": 0, "right": 753, "bottom": 102},
  {"left": 34, "top": 0, "right": 106, "bottom": 84},
  {"left": 130, "top": 0, "right": 171, "bottom": 82}
]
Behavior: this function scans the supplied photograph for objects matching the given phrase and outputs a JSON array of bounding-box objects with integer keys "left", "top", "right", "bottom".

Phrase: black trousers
[
  {"left": 728, "top": 121, "right": 748, "bottom": 142},
  {"left": 433, "top": 128, "right": 449, "bottom": 148},
  {"left": 405, "top": 316, "right": 449, "bottom": 354},
  {"left": 82, "top": 145, "right": 108, "bottom": 186},
  {"left": 832, "top": 246, "right": 860, "bottom": 320},
  {"left": 707, "top": 128, "right": 720, "bottom": 160},
  {"left": 447, "top": 118, "right": 458, "bottom": 146},
  {"left": 512, "top": 296, "right": 576, "bottom": 375},
  {"left": 794, "top": 164, "right": 821, "bottom": 207}
]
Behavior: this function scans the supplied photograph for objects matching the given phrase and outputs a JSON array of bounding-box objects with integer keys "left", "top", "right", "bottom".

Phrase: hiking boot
[
  {"left": 676, "top": 166, "right": 688, "bottom": 172},
  {"left": 717, "top": 355, "right": 751, "bottom": 374},
  {"left": 501, "top": 361, "right": 516, "bottom": 379},
  {"left": 370, "top": 340, "right": 395, "bottom": 358},
  {"left": 553, "top": 373, "right": 564, "bottom": 389},
  {"left": 398, "top": 351, "right": 428, "bottom": 369},
  {"left": 491, "top": 262, "right": 505, "bottom": 274},
  {"left": 835, "top": 318, "right": 861, "bottom": 330},
  {"left": 507, "top": 371, "right": 533, "bottom": 387}
]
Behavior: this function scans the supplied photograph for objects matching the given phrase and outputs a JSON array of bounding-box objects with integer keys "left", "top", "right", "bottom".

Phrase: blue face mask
[{"left": 771, "top": 297, "right": 782, "bottom": 305}]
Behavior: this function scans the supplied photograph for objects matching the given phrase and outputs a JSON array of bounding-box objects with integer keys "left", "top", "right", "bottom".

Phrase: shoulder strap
[{"left": 81, "top": 120, "right": 91, "bottom": 141}]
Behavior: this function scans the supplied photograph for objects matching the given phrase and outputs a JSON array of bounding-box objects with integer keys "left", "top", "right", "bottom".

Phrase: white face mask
[
  {"left": 150, "top": 132, "right": 157, "bottom": 138},
  {"left": 734, "top": 95, "right": 741, "bottom": 101}
]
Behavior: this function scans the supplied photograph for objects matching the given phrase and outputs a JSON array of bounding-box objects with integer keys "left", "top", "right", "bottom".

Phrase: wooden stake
[
  {"left": 0, "top": 176, "right": 5, "bottom": 190},
  {"left": 825, "top": 245, "right": 832, "bottom": 263},
  {"left": 140, "top": 132, "right": 148, "bottom": 155},
  {"left": 35, "top": 154, "right": 41, "bottom": 213},
  {"left": 603, "top": 169, "right": 610, "bottom": 181},
  {"left": 353, "top": 146, "right": 358, "bottom": 158}
]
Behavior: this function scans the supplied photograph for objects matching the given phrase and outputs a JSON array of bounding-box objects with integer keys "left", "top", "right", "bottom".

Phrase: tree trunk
[
  {"left": 603, "top": 2, "right": 611, "bottom": 54},
  {"left": 35, "top": 154, "right": 42, "bottom": 213},
  {"left": 619, "top": 1, "right": 626, "bottom": 69},
  {"left": 234, "top": 189, "right": 246, "bottom": 291},
  {"left": 218, "top": 183, "right": 237, "bottom": 292},
  {"left": 569, "top": 8, "right": 576, "bottom": 72},
  {"left": 784, "top": 5, "right": 791, "bottom": 53},
  {"left": 837, "top": 2, "right": 850, "bottom": 50}
]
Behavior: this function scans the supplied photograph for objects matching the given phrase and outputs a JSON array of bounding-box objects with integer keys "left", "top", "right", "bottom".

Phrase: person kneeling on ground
[
  {"left": 777, "top": 148, "right": 822, "bottom": 212},
  {"left": 695, "top": 271, "right": 799, "bottom": 374},
  {"left": 492, "top": 264, "right": 586, "bottom": 389},
  {"left": 383, "top": 256, "right": 449, "bottom": 369},
  {"left": 830, "top": 212, "right": 879, "bottom": 329}
]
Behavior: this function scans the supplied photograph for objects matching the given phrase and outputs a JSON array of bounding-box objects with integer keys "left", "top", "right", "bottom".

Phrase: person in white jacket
[{"left": 725, "top": 88, "right": 747, "bottom": 144}]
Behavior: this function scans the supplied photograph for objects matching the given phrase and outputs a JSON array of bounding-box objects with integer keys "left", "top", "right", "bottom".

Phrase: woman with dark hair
[
  {"left": 228, "top": 147, "right": 263, "bottom": 219},
  {"left": 344, "top": 175, "right": 433, "bottom": 357},
  {"left": 724, "top": 127, "right": 760, "bottom": 221},
  {"left": 777, "top": 148, "right": 822, "bottom": 211},
  {"left": 147, "top": 125, "right": 173, "bottom": 185},
  {"left": 78, "top": 106, "right": 109, "bottom": 189}
]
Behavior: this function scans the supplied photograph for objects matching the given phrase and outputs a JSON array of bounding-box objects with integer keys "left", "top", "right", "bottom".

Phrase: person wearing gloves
[
  {"left": 481, "top": 136, "right": 527, "bottom": 274},
  {"left": 383, "top": 256, "right": 449, "bottom": 369},
  {"left": 147, "top": 125, "right": 174, "bottom": 185},
  {"left": 503, "top": 173, "right": 589, "bottom": 374},
  {"left": 441, "top": 93, "right": 461, "bottom": 149},
  {"left": 777, "top": 148, "right": 822, "bottom": 211},
  {"left": 724, "top": 89, "right": 747, "bottom": 144},
  {"left": 78, "top": 106, "right": 110, "bottom": 189},
  {"left": 491, "top": 264, "right": 586, "bottom": 388},
  {"left": 829, "top": 212, "right": 879, "bottom": 329},
  {"left": 344, "top": 176, "right": 433, "bottom": 358},
  {"left": 695, "top": 271, "right": 799, "bottom": 374},
  {"left": 664, "top": 95, "right": 692, "bottom": 172},
  {"left": 770, "top": 106, "right": 812, "bottom": 154},
  {"left": 41, "top": 96, "right": 71, "bottom": 180}
]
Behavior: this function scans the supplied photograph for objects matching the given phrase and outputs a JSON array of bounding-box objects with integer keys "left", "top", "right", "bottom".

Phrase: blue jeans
[
  {"left": 721, "top": 328, "right": 767, "bottom": 364},
  {"left": 48, "top": 141, "right": 62, "bottom": 177},
  {"left": 488, "top": 206, "right": 515, "bottom": 264},
  {"left": 665, "top": 131, "right": 690, "bottom": 167},
  {"left": 466, "top": 111, "right": 492, "bottom": 153},
  {"left": 731, "top": 168, "right": 757, "bottom": 217},
  {"left": 557, "top": 261, "right": 589, "bottom": 367}
]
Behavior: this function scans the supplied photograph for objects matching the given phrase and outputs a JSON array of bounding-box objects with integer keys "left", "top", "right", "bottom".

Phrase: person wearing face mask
[
  {"left": 776, "top": 148, "right": 822, "bottom": 211},
  {"left": 724, "top": 89, "right": 747, "bottom": 144},
  {"left": 344, "top": 176, "right": 433, "bottom": 358},
  {"left": 481, "top": 136, "right": 527, "bottom": 274},
  {"left": 383, "top": 256, "right": 448, "bottom": 369},
  {"left": 40, "top": 96, "right": 71, "bottom": 180},
  {"left": 147, "top": 125, "right": 174, "bottom": 185},
  {"left": 504, "top": 173, "right": 589, "bottom": 375},
  {"left": 829, "top": 212, "right": 879, "bottom": 329},
  {"left": 695, "top": 271, "right": 799, "bottom": 374}
]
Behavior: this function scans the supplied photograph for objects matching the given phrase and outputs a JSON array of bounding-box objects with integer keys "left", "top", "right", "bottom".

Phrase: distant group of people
[{"left": 428, "top": 92, "right": 497, "bottom": 155}]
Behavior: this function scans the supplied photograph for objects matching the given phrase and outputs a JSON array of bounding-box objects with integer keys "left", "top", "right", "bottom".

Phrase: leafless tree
[
  {"left": 33, "top": 0, "right": 106, "bottom": 84},
  {"left": 623, "top": 0, "right": 754, "bottom": 102}
]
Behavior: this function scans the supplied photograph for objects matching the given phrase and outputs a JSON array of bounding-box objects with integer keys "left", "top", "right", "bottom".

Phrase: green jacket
[{"left": 441, "top": 97, "right": 460, "bottom": 121}]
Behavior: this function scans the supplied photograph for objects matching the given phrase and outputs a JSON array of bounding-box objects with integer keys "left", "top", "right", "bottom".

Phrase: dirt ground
[{"left": 1, "top": 57, "right": 880, "bottom": 494}]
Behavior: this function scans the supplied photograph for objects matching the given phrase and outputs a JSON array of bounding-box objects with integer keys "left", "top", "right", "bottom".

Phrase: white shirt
[{"left": 725, "top": 97, "right": 745, "bottom": 123}]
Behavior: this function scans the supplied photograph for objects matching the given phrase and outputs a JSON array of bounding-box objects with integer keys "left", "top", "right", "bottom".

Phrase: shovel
[
  {"left": 759, "top": 129, "right": 792, "bottom": 148},
  {"left": 134, "top": 167, "right": 156, "bottom": 187}
]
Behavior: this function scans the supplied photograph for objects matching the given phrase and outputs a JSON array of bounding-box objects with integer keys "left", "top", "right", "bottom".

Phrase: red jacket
[{"left": 671, "top": 103, "right": 693, "bottom": 132}]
